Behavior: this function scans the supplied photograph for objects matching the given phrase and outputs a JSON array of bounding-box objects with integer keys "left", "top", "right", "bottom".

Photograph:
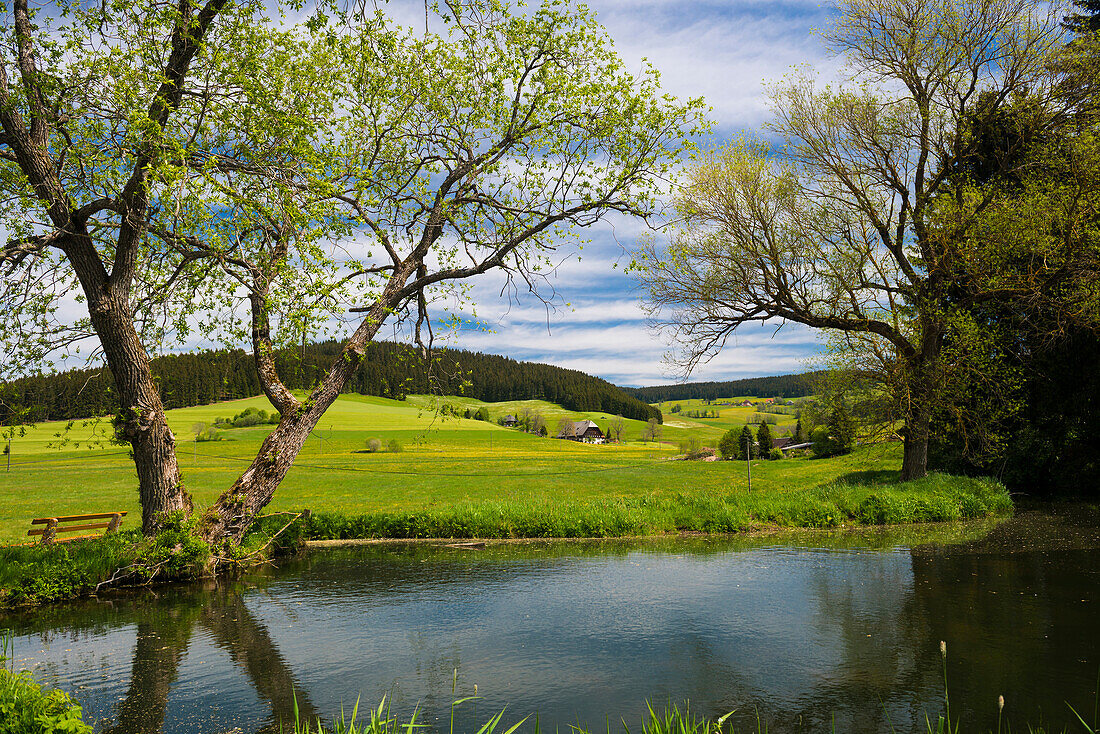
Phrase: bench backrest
[{"left": 29, "top": 512, "right": 127, "bottom": 544}]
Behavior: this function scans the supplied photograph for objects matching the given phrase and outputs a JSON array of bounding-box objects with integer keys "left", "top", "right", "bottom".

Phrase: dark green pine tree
[
  {"left": 1064, "top": 0, "right": 1100, "bottom": 33},
  {"left": 739, "top": 425, "right": 755, "bottom": 459},
  {"left": 756, "top": 422, "right": 773, "bottom": 458}
]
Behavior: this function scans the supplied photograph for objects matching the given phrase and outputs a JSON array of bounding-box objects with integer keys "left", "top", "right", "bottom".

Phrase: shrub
[
  {"left": 387, "top": 439, "right": 402, "bottom": 453},
  {"left": 717, "top": 429, "right": 740, "bottom": 460},
  {"left": 1, "top": 630, "right": 92, "bottom": 734},
  {"left": 231, "top": 407, "right": 266, "bottom": 428},
  {"left": 134, "top": 513, "right": 211, "bottom": 581},
  {"left": 811, "top": 425, "right": 838, "bottom": 458},
  {"left": 192, "top": 422, "right": 220, "bottom": 442},
  {"left": 768, "top": 448, "right": 783, "bottom": 460},
  {"left": 475, "top": 407, "right": 490, "bottom": 422},
  {"left": 366, "top": 438, "right": 382, "bottom": 453}
]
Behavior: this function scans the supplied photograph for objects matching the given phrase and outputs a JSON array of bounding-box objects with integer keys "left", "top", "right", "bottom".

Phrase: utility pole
[
  {"left": 6, "top": 435, "right": 10, "bottom": 472},
  {"left": 746, "top": 433, "right": 752, "bottom": 491}
]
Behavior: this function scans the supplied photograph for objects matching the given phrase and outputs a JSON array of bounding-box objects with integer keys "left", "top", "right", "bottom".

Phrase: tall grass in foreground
[
  {"left": 0, "top": 629, "right": 92, "bottom": 734},
  {"left": 261, "top": 474, "right": 1012, "bottom": 543},
  {"left": 285, "top": 647, "right": 1098, "bottom": 734}
]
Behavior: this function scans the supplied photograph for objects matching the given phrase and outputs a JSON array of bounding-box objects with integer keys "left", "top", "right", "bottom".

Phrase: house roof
[{"left": 557, "top": 419, "right": 603, "bottom": 438}]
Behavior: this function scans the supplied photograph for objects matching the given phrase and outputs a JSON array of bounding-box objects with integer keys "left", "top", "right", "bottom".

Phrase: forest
[
  {"left": 626, "top": 372, "right": 823, "bottom": 404},
  {"left": 0, "top": 341, "right": 661, "bottom": 426}
]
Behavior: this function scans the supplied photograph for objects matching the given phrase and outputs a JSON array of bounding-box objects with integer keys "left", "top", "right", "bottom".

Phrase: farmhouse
[
  {"left": 502, "top": 414, "right": 518, "bottom": 427},
  {"left": 557, "top": 419, "right": 605, "bottom": 444},
  {"left": 773, "top": 436, "right": 811, "bottom": 453}
]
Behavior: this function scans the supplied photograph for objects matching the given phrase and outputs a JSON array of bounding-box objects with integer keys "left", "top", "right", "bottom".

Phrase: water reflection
[{"left": 3, "top": 512, "right": 1097, "bottom": 734}]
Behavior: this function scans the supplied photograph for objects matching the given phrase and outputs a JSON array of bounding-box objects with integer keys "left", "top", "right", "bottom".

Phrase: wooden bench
[{"left": 28, "top": 512, "right": 127, "bottom": 545}]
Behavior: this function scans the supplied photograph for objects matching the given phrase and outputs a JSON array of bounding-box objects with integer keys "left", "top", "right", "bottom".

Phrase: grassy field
[
  {"left": 654, "top": 397, "right": 803, "bottom": 440},
  {"left": 0, "top": 392, "right": 923, "bottom": 545}
]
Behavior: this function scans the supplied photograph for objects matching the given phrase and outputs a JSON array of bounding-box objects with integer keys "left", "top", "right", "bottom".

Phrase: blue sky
[
  {"left": 24, "top": 0, "right": 839, "bottom": 388},
  {"left": 417, "top": 0, "right": 840, "bottom": 387}
]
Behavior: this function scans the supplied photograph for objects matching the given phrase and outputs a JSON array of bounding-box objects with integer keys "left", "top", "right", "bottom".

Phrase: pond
[{"left": 3, "top": 506, "right": 1099, "bottom": 734}]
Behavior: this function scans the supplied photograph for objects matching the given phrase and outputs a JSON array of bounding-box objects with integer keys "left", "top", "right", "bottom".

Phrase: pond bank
[
  {"left": 1, "top": 473, "right": 1011, "bottom": 608},
  {"left": 3, "top": 508, "right": 1096, "bottom": 734},
  {"left": 257, "top": 473, "right": 1012, "bottom": 544}
]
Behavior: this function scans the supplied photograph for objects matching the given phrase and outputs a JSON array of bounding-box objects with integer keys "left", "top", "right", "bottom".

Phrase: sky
[
  {"left": 397, "top": 0, "right": 841, "bottom": 387},
  {"left": 11, "top": 0, "right": 843, "bottom": 389}
]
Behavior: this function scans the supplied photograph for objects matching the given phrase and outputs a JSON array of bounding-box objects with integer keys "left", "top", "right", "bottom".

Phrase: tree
[
  {"left": 792, "top": 420, "right": 805, "bottom": 445},
  {"left": 1065, "top": 0, "right": 1100, "bottom": 32},
  {"left": 926, "top": 28, "right": 1100, "bottom": 492},
  {"left": 756, "top": 422, "right": 773, "bottom": 459},
  {"left": 642, "top": 417, "right": 662, "bottom": 443},
  {"left": 529, "top": 412, "right": 547, "bottom": 438},
  {"left": 608, "top": 415, "right": 625, "bottom": 443},
  {"left": 811, "top": 426, "right": 836, "bottom": 459},
  {"left": 718, "top": 428, "right": 739, "bottom": 460},
  {"left": 739, "top": 425, "right": 755, "bottom": 459},
  {"left": 556, "top": 418, "right": 576, "bottom": 440},
  {"left": 827, "top": 406, "right": 857, "bottom": 456},
  {"left": 1, "top": 0, "right": 703, "bottom": 542},
  {"left": 636, "top": 0, "right": 1070, "bottom": 480}
]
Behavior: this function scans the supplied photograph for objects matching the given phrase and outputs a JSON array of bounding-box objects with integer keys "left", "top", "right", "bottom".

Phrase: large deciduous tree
[
  {"left": 636, "top": 0, "right": 1071, "bottom": 480},
  {"left": 1, "top": 0, "right": 260, "bottom": 532},
  {"left": 2, "top": 0, "right": 704, "bottom": 541}
]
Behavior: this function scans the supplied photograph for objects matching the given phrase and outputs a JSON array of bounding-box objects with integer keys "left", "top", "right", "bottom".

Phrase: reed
[{"left": 258, "top": 473, "right": 1012, "bottom": 545}]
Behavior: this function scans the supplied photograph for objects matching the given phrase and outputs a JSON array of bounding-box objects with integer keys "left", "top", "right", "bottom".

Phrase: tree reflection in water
[{"left": 2, "top": 518, "right": 1097, "bottom": 734}]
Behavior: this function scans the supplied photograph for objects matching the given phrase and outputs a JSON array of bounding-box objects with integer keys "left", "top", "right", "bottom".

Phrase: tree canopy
[
  {"left": 636, "top": 0, "right": 1077, "bottom": 480},
  {"left": 1, "top": 0, "right": 704, "bottom": 540}
]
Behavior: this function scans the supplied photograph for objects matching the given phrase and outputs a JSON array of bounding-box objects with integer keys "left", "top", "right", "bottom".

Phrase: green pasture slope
[
  {"left": 655, "top": 397, "right": 801, "bottom": 437},
  {"left": 0, "top": 394, "right": 1005, "bottom": 545}
]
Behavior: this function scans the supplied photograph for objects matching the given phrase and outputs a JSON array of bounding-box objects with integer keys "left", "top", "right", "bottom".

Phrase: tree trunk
[
  {"left": 198, "top": 287, "right": 405, "bottom": 546},
  {"left": 86, "top": 287, "right": 191, "bottom": 534},
  {"left": 900, "top": 403, "right": 931, "bottom": 481},
  {"left": 899, "top": 325, "right": 943, "bottom": 482}
]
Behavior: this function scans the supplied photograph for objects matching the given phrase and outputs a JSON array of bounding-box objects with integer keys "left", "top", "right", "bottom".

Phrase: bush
[
  {"left": 811, "top": 426, "right": 838, "bottom": 458},
  {"left": 231, "top": 407, "right": 266, "bottom": 428},
  {"left": 387, "top": 439, "right": 402, "bottom": 453},
  {"left": 768, "top": 448, "right": 783, "bottom": 460},
  {"left": 134, "top": 513, "right": 211, "bottom": 581},
  {"left": 717, "top": 429, "right": 740, "bottom": 460},
  {"left": 1, "top": 630, "right": 92, "bottom": 734},
  {"left": 366, "top": 438, "right": 382, "bottom": 453},
  {"left": 192, "top": 422, "right": 220, "bottom": 442}
]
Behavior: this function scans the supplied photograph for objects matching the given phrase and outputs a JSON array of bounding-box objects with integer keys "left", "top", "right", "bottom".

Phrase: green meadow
[{"left": 0, "top": 393, "right": 999, "bottom": 545}]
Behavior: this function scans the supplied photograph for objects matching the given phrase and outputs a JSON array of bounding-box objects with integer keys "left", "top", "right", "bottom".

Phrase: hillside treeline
[
  {"left": 0, "top": 341, "right": 660, "bottom": 425},
  {"left": 626, "top": 372, "right": 823, "bottom": 404}
]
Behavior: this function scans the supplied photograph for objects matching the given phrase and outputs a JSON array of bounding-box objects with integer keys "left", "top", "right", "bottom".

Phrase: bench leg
[
  {"left": 107, "top": 513, "right": 122, "bottom": 534},
  {"left": 40, "top": 519, "right": 58, "bottom": 545}
]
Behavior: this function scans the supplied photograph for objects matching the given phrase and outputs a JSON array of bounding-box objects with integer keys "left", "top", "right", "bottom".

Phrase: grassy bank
[
  {"left": 258, "top": 472, "right": 1012, "bottom": 543},
  {"left": 3, "top": 394, "right": 963, "bottom": 546},
  {"left": 0, "top": 516, "right": 247, "bottom": 606}
]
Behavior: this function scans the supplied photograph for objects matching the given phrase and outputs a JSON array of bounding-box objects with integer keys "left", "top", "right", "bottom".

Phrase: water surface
[{"left": 4, "top": 508, "right": 1099, "bottom": 733}]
